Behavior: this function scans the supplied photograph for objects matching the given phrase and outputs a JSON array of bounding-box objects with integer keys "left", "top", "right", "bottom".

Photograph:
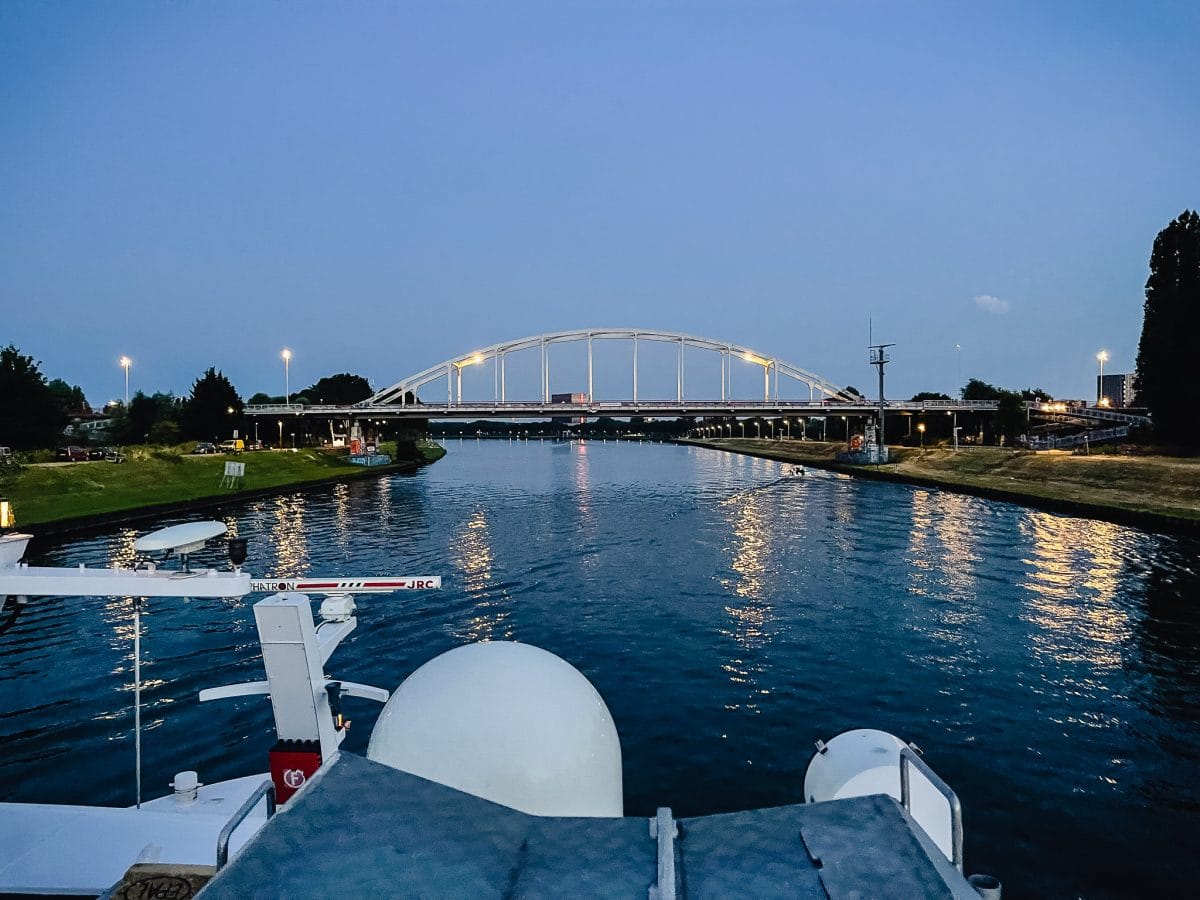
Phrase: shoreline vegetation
[
  {"left": 684, "top": 438, "right": 1200, "bottom": 535},
  {"left": 3, "top": 441, "right": 445, "bottom": 536}
]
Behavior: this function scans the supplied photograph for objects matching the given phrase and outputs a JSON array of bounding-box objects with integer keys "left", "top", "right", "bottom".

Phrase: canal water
[{"left": 2, "top": 440, "right": 1198, "bottom": 897}]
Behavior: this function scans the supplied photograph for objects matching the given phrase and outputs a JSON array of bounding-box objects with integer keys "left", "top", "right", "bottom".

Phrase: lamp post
[
  {"left": 119, "top": 356, "right": 132, "bottom": 406},
  {"left": 278, "top": 420, "right": 283, "bottom": 450},
  {"left": 918, "top": 422, "right": 926, "bottom": 449},
  {"left": 1096, "top": 350, "right": 1108, "bottom": 405},
  {"left": 281, "top": 348, "right": 292, "bottom": 408}
]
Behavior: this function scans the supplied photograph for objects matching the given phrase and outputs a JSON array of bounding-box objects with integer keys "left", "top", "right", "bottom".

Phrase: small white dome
[{"left": 368, "top": 642, "right": 623, "bottom": 817}]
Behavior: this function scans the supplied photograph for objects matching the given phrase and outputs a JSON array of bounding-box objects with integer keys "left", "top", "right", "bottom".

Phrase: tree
[
  {"left": 910, "top": 391, "right": 951, "bottom": 402},
  {"left": 994, "top": 391, "right": 1026, "bottom": 444},
  {"left": 300, "top": 373, "right": 372, "bottom": 405},
  {"left": 182, "top": 368, "right": 244, "bottom": 441},
  {"left": 118, "top": 392, "right": 160, "bottom": 444},
  {"left": 47, "top": 378, "right": 89, "bottom": 416},
  {"left": 0, "top": 345, "right": 68, "bottom": 449},
  {"left": 962, "top": 378, "right": 1003, "bottom": 401},
  {"left": 1135, "top": 210, "right": 1200, "bottom": 445}
]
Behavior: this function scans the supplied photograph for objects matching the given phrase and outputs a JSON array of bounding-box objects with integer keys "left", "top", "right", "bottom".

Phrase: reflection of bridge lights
[
  {"left": 720, "top": 486, "right": 776, "bottom": 657},
  {"left": 453, "top": 509, "right": 512, "bottom": 642}
]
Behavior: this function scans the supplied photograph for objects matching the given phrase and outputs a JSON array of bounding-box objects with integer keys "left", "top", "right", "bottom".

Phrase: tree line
[{"left": 0, "top": 349, "right": 378, "bottom": 451}]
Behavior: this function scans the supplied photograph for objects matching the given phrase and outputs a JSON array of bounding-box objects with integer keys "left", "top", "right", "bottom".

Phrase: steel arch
[{"left": 365, "top": 329, "right": 853, "bottom": 406}]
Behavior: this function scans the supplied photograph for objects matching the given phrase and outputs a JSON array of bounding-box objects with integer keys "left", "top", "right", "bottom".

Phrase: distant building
[
  {"left": 1098, "top": 373, "right": 1137, "bottom": 408},
  {"left": 64, "top": 412, "right": 114, "bottom": 440}
]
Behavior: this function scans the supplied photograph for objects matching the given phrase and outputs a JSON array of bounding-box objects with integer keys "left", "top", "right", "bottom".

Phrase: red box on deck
[{"left": 269, "top": 740, "right": 322, "bottom": 803}]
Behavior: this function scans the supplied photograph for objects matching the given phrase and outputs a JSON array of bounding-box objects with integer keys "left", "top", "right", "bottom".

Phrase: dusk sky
[{"left": 3, "top": 2, "right": 1198, "bottom": 407}]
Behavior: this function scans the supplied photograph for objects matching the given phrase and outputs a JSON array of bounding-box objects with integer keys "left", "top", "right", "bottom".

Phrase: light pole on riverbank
[
  {"left": 278, "top": 419, "right": 283, "bottom": 449},
  {"left": 281, "top": 348, "right": 292, "bottom": 407},
  {"left": 119, "top": 356, "right": 132, "bottom": 406},
  {"left": 1096, "top": 350, "right": 1108, "bottom": 404}
]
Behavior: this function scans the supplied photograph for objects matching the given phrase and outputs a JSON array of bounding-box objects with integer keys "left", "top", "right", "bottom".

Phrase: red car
[{"left": 56, "top": 446, "right": 89, "bottom": 462}]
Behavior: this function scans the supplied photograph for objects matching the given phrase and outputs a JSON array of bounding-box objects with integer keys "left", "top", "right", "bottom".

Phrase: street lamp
[
  {"left": 119, "top": 356, "right": 132, "bottom": 406},
  {"left": 918, "top": 422, "right": 926, "bottom": 449},
  {"left": 278, "top": 420, "right": 283, "bottom": 449},
  {"left": 739, "top": 421, "right": 745, "bottom": 438},
  {"left": 281, "top": 348, "right": 292, "bottom": 407},
  {"left": 1096, "top": 350, "right": 1108, "bottom": 404}
]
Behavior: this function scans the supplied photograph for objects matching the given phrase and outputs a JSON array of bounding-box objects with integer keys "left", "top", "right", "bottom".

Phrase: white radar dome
[
  {"left": 368, "top": 641, "right": 623, "bottom": 817},
  {"left": 804, "top": 728, "right": 954, "bottom": 862}
]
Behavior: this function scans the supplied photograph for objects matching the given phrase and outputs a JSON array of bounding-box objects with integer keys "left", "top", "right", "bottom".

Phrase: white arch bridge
[{"left": 246, "top": 328, "right": 997, "bottom": 420}]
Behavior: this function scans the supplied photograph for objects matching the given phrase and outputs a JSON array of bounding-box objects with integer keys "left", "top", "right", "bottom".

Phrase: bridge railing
[
  {"left": 245, "top": 399, "right": 1006, "bottom": 416},
  {"left": 1022, "top": 425, "right": 1131, "bottom": 450}
]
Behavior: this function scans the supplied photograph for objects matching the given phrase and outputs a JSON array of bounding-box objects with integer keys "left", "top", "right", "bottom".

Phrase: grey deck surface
[{"left": 199, "top": 753, "right": 976, "bottom": 898}]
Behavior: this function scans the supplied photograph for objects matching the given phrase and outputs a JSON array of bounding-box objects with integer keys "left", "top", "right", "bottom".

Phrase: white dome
[
  {"left": 804, "top": 729, "right": 954, "bottom": 862},
  {"left": 368, "top": 641, "right": 623, "bottom": 817}
]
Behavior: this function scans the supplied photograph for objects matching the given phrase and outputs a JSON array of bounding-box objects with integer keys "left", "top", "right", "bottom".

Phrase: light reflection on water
[
  {"left": 268, "top": 494, "right": 309, "bottom": 577},
  {"left": 1020, "top": 512, "right": 1131, "bottom": 671},
  {"left": 0, "top": 441, "right": 1197, "bottom": 898}
]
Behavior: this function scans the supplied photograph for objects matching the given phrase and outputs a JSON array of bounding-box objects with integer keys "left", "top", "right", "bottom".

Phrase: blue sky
[{"left": 2, "top": 2, "right": 1198, "bottom": 406}]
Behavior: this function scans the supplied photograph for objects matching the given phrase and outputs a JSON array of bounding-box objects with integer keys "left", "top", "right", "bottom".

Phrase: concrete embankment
[{"left": 682, "top": 438, "right": 1200, "bottom": 535}]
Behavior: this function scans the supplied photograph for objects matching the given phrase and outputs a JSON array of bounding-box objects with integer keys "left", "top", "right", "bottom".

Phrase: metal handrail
[
  {"left": 899, "top": 746, "right": 963, "bottom": 872},
  {"left": 215, "top": 779, "right": 277, "bottom": 869}
]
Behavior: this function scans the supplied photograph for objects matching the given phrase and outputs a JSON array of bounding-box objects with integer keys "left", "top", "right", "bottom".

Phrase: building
[{"left": 1098, "top": 373, "right": 1137, "bottom": 408}]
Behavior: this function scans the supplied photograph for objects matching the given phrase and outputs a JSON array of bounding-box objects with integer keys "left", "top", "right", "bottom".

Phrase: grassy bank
[
  {"left": 691, "top": 438, "right": 1200, "bottom": 530},
  {"left": 1, "top": 441, "right": 445, "bottom": 528}
]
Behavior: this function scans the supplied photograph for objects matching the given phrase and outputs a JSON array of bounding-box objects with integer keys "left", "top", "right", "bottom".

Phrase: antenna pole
[
  {"left": 133, "top": 596, "right": 143, "bottom": 809},
  {"left": 868, "top": 342, "right": 895, "bottom": 462}
]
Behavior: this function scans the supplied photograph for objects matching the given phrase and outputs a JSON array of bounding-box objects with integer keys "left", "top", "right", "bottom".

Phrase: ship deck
[{"left": 200, "top": 753, "right": 976, "bottom": 898}]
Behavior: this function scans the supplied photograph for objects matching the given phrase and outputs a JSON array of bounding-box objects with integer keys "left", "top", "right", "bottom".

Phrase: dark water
[{"left": 2, "top": 440, "right": 1199, "bottom": 897}]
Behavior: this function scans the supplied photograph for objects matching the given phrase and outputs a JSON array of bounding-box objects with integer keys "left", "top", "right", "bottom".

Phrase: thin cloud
[{"left": 974, "top": 294, "right": 1010, "bottom": 315}]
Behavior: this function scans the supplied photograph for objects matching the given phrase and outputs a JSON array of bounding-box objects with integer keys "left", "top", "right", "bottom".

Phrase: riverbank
[
  {"left": 2, "top": 442, "right": 446, "bottom": 535},
  {"left": 685, "top": 438, "right": 1200, "bottom": 533}
]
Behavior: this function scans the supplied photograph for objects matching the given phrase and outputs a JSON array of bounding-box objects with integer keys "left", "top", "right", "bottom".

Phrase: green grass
[
  {"left": 4, "top": 441, "right": 445, "bottom": 526},
  {"left": 700, "top": 438, "right": 1200, "bottom": 523}
]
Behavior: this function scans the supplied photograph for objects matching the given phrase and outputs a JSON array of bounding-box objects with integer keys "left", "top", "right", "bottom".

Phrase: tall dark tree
[
  {"left": 0, "top": 345, "right": 68, "bottom": 449},
  {"left": 46, "top": 378, "right": 89, "bottom": 416},
  {"left": 300, "top": 373, "right": 373, "bottom": 405},
  {"left": 1135, "top": 210, "right": 1200, "bottom": 445},
  {"left": 113, "top": 392, "right": 160, "bottom": 444},
  {"left": 961, "top": 378, "right": 1003, "bottom": 401},
  {"left": 181, "top": 368, "right": 244, "bottom": 441},
  {"left": 994, "top": 391, "right": 1027, "bottom": 444},
  {"left": 910, "top": 391, "right": 951, "bottom": 402}
]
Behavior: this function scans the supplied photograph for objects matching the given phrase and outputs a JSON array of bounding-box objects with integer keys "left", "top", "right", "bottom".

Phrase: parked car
[
  {"left": 56, "top": 446, "right": 89, "bottom": 462},
  {"left": 0, "top": 447, "right": 12, "bottom": 466},
  {"left": 103, "top": 447, "right": 125, "bottom": 464},
  {"left": 219, "top": 439, "right": 245, "bottom": 453},
  {"left": 192, "top": 442, "right": 218, "bottom": 455},
  {"left": 87, "top": 447, "right": 106, "bottom": 460}
]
